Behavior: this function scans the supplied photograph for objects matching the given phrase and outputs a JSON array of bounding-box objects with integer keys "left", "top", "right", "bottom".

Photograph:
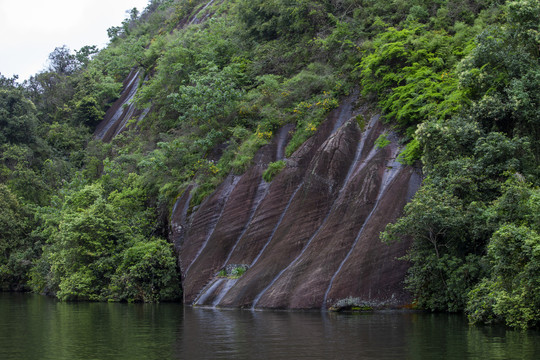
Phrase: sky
[{"left": 0, "top": 0, "right": 150, "bottom": 81}]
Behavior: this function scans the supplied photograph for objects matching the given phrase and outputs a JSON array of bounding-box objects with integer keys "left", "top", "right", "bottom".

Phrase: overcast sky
[{"left": 0, "top": 0, "right": 150, "bottom": 81}]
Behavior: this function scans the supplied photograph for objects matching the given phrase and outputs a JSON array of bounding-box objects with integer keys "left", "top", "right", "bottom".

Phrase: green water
[{"left": 0, "top": 292, "right": 538, "bottom": 359}]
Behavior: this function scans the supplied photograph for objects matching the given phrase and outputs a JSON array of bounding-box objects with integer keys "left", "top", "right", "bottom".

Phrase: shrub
[
  {"left": 374, "top": 133, "right": 391, "bottom": 148},
  {"left": 262, "top": 160, "right": 286, "bottom": 182},
  {"left": 109, "top": 238, "right": 181, "bottom": 302}
]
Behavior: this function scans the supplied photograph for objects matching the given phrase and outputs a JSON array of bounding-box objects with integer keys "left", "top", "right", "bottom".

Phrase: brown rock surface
[{"left": 171, "top": 96, "right": 422, "bottom": 309}]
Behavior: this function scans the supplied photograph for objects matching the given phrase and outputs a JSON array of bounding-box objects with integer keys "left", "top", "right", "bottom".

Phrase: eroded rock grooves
[
  {"left": 172, "top": 96, "right": 422, "bottom": 310},
  {"left": 94, "top": 69, "right": 150, "bottom": 142}
]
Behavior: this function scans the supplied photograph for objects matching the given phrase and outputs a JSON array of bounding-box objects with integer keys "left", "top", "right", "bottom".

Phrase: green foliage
[
  {"left": 44, "top": 184, "right": 128, "bottom": 300},
  {"left": 31, "top": 179, "right": 180, "bottom": 302},
  {"left": 47, "top": 46, "right": 78, "bottom": 75},
  {"left": 374, "top": 133, "right": 391, "bottom": 149},
  {"left": 168, "top": 64, "right": 245, "bottom": 129},
  {"left": 467, "top": 223, "right": 540, "bottom": 329},
  {"left": 229, "top": 265, "right": 248, "bottom": 278},
  {"left": 0, "top": 73, "right": 20, "bottom": 89},
  {"left": 109, "top": 238, "right": 181, "bottom": 302},
  {"left": 217, "top": 269, "right": 227, "bottom": 277},
  {"left": 73, "top": 96, "right": 105, "bottom": 127},
  {"left": 263, "top": 160, "right": 286, "bottom": 182},
  {"left": 0, "top": 89, "right": 38, "bottom": 145},
  {"left": 238, "top": 0, "right": 329, "bottom": 40},
  {"left": 397, "top": 138, "right": 421, "bottom": 165},
  {"left": 382, "top": 185, "right": 486, "bottom": 311},
  {"left": 285, "top": 90, "right": 339, "bottom": 156},
  {"left": 466, "top": 180, "right": 540, "bottom": 328},
  {"left": 229, "top": 132, "right": 269, "bottom": 173},
  {"left": 45, "top": 122, "right": 89, "bottom": 163},
  {"left": 359, "top": 23, "right": 472, "bottom": 133},
  {"left": 456, "top": 4, "right": 540, "bottom": 156},
  {"left": 0, "top": 184, "right": 34, "bottom": 290},
  {"left": 217, "top": 264, "right": 249, "bottom": 279},
  {"left": 381, "top": 1, "right": 539, "bottom": 325}
]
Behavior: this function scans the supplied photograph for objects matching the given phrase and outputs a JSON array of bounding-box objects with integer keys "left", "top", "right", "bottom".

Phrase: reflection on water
[{"left": 0, "top": 293, "right": 538, "bottom": 360}]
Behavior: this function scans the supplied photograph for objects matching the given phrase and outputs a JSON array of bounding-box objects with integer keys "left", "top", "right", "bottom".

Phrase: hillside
[{"left": 0, "top": 0, "right": 538, "bottom": 328}]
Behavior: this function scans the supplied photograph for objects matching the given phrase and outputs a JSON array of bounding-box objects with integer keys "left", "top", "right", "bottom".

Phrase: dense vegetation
[{"left": 0, "top": 0, "right": 538, "bottom": 327}]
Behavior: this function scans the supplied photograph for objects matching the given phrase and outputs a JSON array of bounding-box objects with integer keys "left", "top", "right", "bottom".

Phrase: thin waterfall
[
  {"left": 95, "top": 70, "right": 140, "bottom": 140},
  {"left": 171, "top": 185, "right": 194, "bottom": 223},
  {"left": 339, "top": 115, "right": 379, "bottom": 187},
  {"left": 171, "top": 198, "right": 182, "bottom": 223},
  {"left": 331, "top": 100, "right": 353, "bottom": 134},
  {"left": 323, "top": 155, "right": 403, "bottom": 308},
  {"left": 275, "top": 124, "right": 294, "bottom": 161},
  {"left": 224, "top": 124, "right": 293, "bottom": 267},
  {"left": 185, "top": 175, "right": 241, "bottom": 275},
  {"left": 112, "top": 102, "right": 137, "bottom": 138},
  {"left": 136, "top": 106, "right": 151, "bottom": 125},
  {"left": 212, "top": 279, "right": 238, "bottom": 306},
  {"left": 170, "top": 188, "right": 193, "bottom": 255},
  {"left": 195, "top": 123, "right": 291, "bottom": 307},
  {"left": 194, "top": 278, "right": 224, "bottom": 306},
  {"left": 113, "top": 104, "right": 150, "bottom": 138},
  {"left": 189, "top": 0, "right": 216, "bottom": 25}
]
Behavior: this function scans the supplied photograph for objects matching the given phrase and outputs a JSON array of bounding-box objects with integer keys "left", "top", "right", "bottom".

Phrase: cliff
[{"left": 170, "top": 96, "right": 421, "bottom": 310}]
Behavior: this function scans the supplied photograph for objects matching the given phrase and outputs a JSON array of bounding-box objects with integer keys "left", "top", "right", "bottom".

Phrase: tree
[
  {"left": 0, "top": 88, "right": 38, "bottom": 145},
  {"left": 467, "top": 223, "right": 540, "bottom": 329},
  {"left": 73, "top": 96, "right": 105, "bottom": 127},
  {"left": 238, "top": 0, "right": 329, "bottom": 40},
  {"left": 75, "top": 45, "right": 99, "bottom": 68},
  {"left": 33, "top": 180, "right": 181, "bottom": 302},
  {"left": 109, "top": 238, "right": 181, "bottom": 302},
  {"left": 107, "top": 26, "right": 123, "bottom": 41},
  {"left": 48, "top": 46, "right": 78, "bottom": 75},
  {"left": 0, "top": 184, "right": 32, "bottom": 290},
  {"left": 0, "top": 73, "right": 20, "bottom": 89},
  {"left": 382, "top": 185, "right": 485, "bottom": 311}
]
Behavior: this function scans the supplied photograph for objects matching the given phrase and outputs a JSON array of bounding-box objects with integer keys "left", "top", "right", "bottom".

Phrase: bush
[
  {"left": 374, "top": 133, "right": 391, "bottom": 148},
  {"left": 0, "top": 184, "right": 33, "bottom": 290},
  {"left": 109, "top": 238, "right": 181, "bottom": 302},
  {"left": 263, "top": 160, "right": 286, "bottom": 182},
  {"left": 467, "top": 224, "right": 540, "bottom": 329}
]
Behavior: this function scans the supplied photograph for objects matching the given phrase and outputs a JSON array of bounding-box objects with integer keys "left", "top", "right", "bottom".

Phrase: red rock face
[
  {"left": 94, "top": 69, "right": 149, "bottom": 142},
  {"left": 171, "top": 96, "right": 422, "bottom": 309}
]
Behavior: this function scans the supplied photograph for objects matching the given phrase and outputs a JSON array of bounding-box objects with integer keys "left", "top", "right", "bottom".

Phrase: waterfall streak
[
  {"left": 114, "top": 105, "right": 150, "bottom": 137},
  {"left": 331, "top": 101, "right": 353, "bottom": 134},
  {"left": 95, "top": 71, "right": 140, "bottom": 139},
  {"left": 275, "top": 125, "right": 293, "bottom": 161},
  {"left": 340, "top": 115, "right": 379, "bottom": 188},
  {"left": 212, "top": 279, "right": 238, "bottom": 306},
  {"left": 189, "top": 0, "right": 216, "bottom": 24},
  {"left": 194, "top": 279, "right": 223, "bottom": 306}
]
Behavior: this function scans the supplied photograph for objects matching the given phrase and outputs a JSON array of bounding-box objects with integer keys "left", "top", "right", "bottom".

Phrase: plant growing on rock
[{"left": 263, "top": 160, "right": 286, "bottom": 182}]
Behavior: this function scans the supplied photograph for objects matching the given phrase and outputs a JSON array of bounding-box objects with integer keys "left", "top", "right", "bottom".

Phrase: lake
[{"left": 1, "top": 293, "right": 538, "bottom": 359}]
